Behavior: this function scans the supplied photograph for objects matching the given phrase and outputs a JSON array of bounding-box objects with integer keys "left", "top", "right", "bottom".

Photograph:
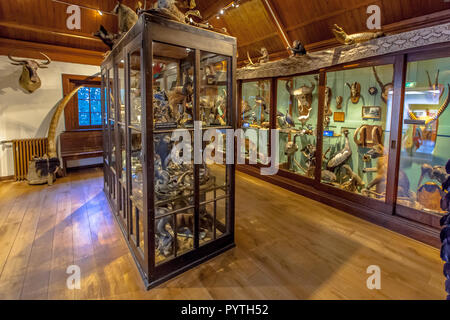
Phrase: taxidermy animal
[
  {"left": 93, "top": 25, "right": 118, "bottom": 50},
  {"left": 418, "top": 164, "right": 449, "bottom": 188},
  {"left": 342, "top": 164, "right": 365, "bottom": 192},
  {"left": 288, "top": 40, "right": 306, "bottom": 57},
  {"left": 285, "top": 80, "right": 315, "bottom": 125},
  {"left": 336, "top": 96, "right": 343, "bottom": 110},
  {"left": 167, "top": 73, "right": 194, "bottom": 122},
  {"left": 322, "top": 170, "right": 337, "bottom": 183},
  {"left": 327, "top": 130, "right": 352, "bottom": 171},
  {"left": 276, "top": 111, "right": 294, "bottom": 129},
  {"left": 113, "top": 1, "right": 139, "bottom": 34},
  {"left": 372, "top": 67, "right": 393, "bottom": 104},
  {"left": 331, "top": 24, "right": 384, "bottom": 45},
  {"left": 8, "top": 51, "right": 51, "bottom": 93},
  {"left": 259, "top": 47, "right": 270, "bottom": 64},
  {"left": 346, "top": 81, "right": 361, "bottom": 104},
  {"left": 408, "top": 84, "right": 450, "bottom": 125},
  {"left": 362, "top": 144, "right": 410, "bottom": 197},
  {"left": 148, "top": 0, "right": 202, "bottom": 26}
]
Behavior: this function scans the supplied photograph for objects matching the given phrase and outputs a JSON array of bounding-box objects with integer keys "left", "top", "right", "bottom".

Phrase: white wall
[{"left": 0, "top": 55, "right": 101, "bottom": 177}]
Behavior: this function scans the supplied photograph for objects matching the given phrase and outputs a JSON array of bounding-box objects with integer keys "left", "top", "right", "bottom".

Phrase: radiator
[{"left": 11, "top": 138, "right": 48, "bottom": 181}]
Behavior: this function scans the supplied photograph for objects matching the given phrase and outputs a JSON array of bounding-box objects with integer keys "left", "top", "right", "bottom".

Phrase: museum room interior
[{"left": 0, "top": 0, "right": 450, "bottom": 301}]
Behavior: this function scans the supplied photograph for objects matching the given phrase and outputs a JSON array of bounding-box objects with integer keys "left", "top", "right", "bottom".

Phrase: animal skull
[
  {"left": 346, "top": 82, "right": 361, "bottom": 104},
  {"left": 8, "top": 51, "right": 51, "bottom": 93},
  {"left": 285, "top": 80, "right": 315, "bottom": 125}
]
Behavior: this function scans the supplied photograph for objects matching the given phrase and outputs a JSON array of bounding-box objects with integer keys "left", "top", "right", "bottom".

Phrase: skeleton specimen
[
  {"left": 346, "top": 81, "right": 361, "bottom": 104},
  {"left": 372, "top": 67, "right": 393, "bottom": 104},
  {"left": 331, "top": 24, "right": 384, "bottom": 45},
  {"left": 8, "top": 51, "right": 51, "bottom": 93},
  {"left": 285, "top": 80, "right": 315, "bottom": 125}
]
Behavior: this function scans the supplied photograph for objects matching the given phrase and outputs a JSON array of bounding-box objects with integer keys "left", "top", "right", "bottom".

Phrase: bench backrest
[{"left": 60, "top": 130, "right": 103, "bottom": 155}]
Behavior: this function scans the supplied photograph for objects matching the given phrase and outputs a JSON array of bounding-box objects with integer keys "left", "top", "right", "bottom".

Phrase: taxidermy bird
[
  {"left": 93, "top": 25, "right": 116, "bottom": 50},
  {"left": 113, "top": 1, "right": 139, "bottom": 34}
]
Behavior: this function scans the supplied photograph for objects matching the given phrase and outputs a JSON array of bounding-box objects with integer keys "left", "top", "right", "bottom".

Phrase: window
[
  {"left": 77, "top": 87, "right": 102, "bottom": 126},
  {"left": 62, "top": 74, "right": 102, "bottom": 131}
]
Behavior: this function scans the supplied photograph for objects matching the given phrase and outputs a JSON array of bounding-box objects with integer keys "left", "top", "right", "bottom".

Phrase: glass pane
[
  {"left": 130, "top": 49, "right": 142, "bottom": 127},
  {"left": 78, "top": 87, "right": 89, "bottom": 100},
  {"left": 277, "top": 75, "right": 318, "bottom": 177},
  {"left": 398, "top": 57, "right": 450, "bottom": 215},
  {"left": 241, "top": 80, "right": 271, "bottom": 164},
  {"left": 78, "top": 99, "right": 90, "bottom": 113},
  {"left": 118, "top": 57, "right": 126, "bottom": 122},
  {"left": 110, "top": 120, "right": 116, "bottom": 170},
  {"left": 321, "top": 64, "right": 394, "bottom": 201},
  {"left": 200, "top": 52, "right": 230, "bottom": 126},
  {"left": 130, "top": 129, "right": 143, "bottom": 206},
  {"left": 79, "top": 113, "right": 90, "bottom": 126},
  {"left": 119, "top": 125, "right": 126, "bottom": 184},
  {"left": 152, "top": 42, "right": 195, "bottom": 129},
  {"left": 91, "top": 112, "right": 101, "bottom": 125},
  {"left": 90, "top": 87, "right": 101, "bottom": 100},
  {"left": 109, "top": 69, "right": 115, "bottom": 120},
  {"left": 91, "top": 99, "right": 101, "bottom": 113}
]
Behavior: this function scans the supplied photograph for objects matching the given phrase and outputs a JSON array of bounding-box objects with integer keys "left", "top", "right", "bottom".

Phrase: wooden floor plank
[{"left": 0, "top": 167, "right": 445, "bottom": 300}]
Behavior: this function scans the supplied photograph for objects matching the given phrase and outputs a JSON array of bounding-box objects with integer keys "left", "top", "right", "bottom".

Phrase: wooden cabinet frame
[{"left": 102, "top": 14, "right": 237, "bottom": 289}]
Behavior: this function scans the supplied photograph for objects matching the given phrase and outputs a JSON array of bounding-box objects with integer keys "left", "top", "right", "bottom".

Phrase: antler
[
  {"left": 7, "top": 51, "right": 27, "bottom": 64},
  {"left": 435, "top": 70, "right": 440, "bottom": 87},
  {"left": 372, "top": 67, "right": 384, "bottom": 89},
  {"left": 285, "top": 80, "right": 293, "bottom": 96},
  {"left": 38, "top": 52, "right": 52, "bottom": 67},
  {"left": 426, "top": 71, "right": 432, "bottom": 88}
]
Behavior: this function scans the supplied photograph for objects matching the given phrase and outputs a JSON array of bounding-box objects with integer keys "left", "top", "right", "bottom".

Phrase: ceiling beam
[
  {"left": 260, "top": 0, "right": 291, "bottom": 49},
  {"left": 0, "top": 38, "right": 104, "bottom": 65},
  {"left": 202, "top": 0, "right": 235, "bottom": 21}
]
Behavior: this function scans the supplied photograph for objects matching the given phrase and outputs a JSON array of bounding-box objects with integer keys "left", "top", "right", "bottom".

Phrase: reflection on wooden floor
[{"left": 0, "top": 168, "right": 444, "bottom": 299}]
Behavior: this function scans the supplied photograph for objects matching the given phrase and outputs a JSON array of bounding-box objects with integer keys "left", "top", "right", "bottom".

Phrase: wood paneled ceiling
[{"left": 0, "top": 0, "right": 449, "bottom": 65}]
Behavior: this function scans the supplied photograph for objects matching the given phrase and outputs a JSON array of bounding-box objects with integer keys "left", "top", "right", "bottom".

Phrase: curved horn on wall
[
  {"left": 435, "top": 70, "right": 440, "bottom": 87},
  {"left": 38, "top": 52, "right": 52, "bottom": 67},
  {"left": 408, "top": 84, "right": 450, "bottom": 125},
  {"left": 372, "top": 67, "right": 384, "bottom": 89},
  {"left": 285, "top": 80, "right": 293, "bottom": 96},
  {"left": 308, "top": 81, "right": 315, "bottom": 93},
  {"left": 47, "top": 72, "right": 101, "bottom": 158},
  {"left": 427, "top": 71, "right": 433, "bottom": 88},
  {"left": 7, "top": 51, "right": 27, "bottom": 64}
]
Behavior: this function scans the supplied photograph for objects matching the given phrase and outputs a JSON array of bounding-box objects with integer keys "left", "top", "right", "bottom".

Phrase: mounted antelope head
[
  {"left": 8, "top": 51, "right": 51, "bottom": 93},
  {"left": 346, "top": 81, "right": 361, "bottom": 104}
]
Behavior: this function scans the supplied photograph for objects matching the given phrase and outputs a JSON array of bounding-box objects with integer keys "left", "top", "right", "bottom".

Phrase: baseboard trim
[{"left": 0, "top": 175, "right": 14, "bottom": 182}]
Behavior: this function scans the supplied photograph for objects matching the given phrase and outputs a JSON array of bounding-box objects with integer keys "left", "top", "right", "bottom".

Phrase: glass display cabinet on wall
[
  {"left": 237, "top": 43, "right": 450, "bottom": 243},
  {"left": 102, "top": 14, "right": 236, "bottom": 288}
]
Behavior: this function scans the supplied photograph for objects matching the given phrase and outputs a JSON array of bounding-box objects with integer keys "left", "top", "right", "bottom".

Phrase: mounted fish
[
  {"left": 331, "top": 24, "right": 384, "bottom": 45},
  {"left": 285, "top": 80, "right": 315, "bottom": 125},
  {"left": 8, "top": 51, "right": 51, "bottom": 93},
  {"left": 346, "top": 82, "right": 361, "bottom": 104},
  {"left": 327, "top": 130, "right": 352, "bottom": 171},
  {"left": 372, "top": 67, "right": 393, "bottom": 104}
]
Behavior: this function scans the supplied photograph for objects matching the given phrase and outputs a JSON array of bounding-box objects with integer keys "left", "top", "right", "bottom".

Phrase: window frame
[{"left": 62, "top": 74, "right": 102, "bottom": 131}]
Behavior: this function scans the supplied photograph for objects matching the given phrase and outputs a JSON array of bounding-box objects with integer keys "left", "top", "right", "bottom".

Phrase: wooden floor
[{"left": 0, "top": 167, "right": 444, "bottom": 300}]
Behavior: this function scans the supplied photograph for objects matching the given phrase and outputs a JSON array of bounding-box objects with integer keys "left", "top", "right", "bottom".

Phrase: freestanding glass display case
[
  {"left": 237, "top": 22, "right": 450, "bottom": 247},
  {"left": 102, "top": 14, "right": 236, "bottom": 288}
]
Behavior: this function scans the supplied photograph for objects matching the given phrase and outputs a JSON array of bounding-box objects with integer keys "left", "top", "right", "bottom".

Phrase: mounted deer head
[{"left": 8, "top": 51, "right": 51, "bottom": 93}]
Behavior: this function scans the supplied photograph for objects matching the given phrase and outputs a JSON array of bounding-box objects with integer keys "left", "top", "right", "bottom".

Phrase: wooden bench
[{"left": 60, "top": 130, "right": 103, "bottom": 176}]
